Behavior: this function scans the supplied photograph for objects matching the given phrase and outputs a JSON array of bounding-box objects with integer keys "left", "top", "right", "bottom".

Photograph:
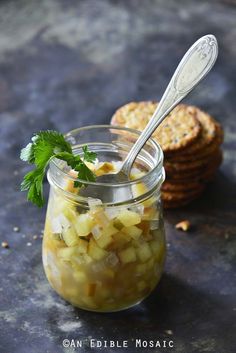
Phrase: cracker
[
  {"left": 162, "top": 185, "right": 205, "bottom": 202},
  {"left": 166, "top": 123, "right": 223, "bottom": 162},
  {"left": 111, "top": 101, "right": 201, "bottom": 153},
  {"left": 163, "top": 195, "right": 200, "bottom": 209},
  {"left": 162, "top": 186, "right": 205, "bottom": 208},
  {"left": 164, "top": 153, "right": 214, "bottom": 173},
  {"left": 166, "top": 149, "right": 223, "bottom": 182},
  {"left": 162, "top": 180, "right": 204, "bottom": 192},
  {"left": 168, "top": 108, "right": 218, "bottom": 156}
]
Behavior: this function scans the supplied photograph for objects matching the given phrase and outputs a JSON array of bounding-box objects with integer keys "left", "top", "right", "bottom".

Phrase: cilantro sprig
[{"left": 20, "top": 130, "right": 97, "bottom": 207}]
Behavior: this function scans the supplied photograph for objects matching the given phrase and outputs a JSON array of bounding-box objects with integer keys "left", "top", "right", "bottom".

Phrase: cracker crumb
[
  {"left": 224, "top": 233, "right": 229, "bottom": 240},
  {"left": 26, "top": 242, "right": 32, "bottom": 246},
  {"left": 33, "top": 235, "right": 38, "bottom": 240},
  {"left": 13, "top": 226, "right": 20, "bottom": 232},
  {"left": 13, "top": 170, "right": 19, "bottom": 176},
  {"left": 165, "top": 329, "right": 173, "bottom": 335},
  {"left": 2, "top": 241, "right": 9, "bottom": 248},
  {"left": 175, "top": 220, "right": 191, "bottom": 231}
]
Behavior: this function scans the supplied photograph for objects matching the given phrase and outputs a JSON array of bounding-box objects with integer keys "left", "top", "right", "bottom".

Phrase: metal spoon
[{"left": 97, "top": 34, "right": 218, "bottom": 184}]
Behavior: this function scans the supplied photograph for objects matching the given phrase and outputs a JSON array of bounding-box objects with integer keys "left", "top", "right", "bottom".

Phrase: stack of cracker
[{"left": 110, "top": 101, "right": 223, "bottom": 209}]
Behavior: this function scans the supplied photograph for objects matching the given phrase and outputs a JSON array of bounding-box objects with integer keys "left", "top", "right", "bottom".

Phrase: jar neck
[
  {"left": 48, "top": 165, "right": 165, "bottom": 207},
  {"left": 47, "top": 125, "right": 165, "bottom": 206}
]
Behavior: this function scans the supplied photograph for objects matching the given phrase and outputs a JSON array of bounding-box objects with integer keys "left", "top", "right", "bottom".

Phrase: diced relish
[{"left": 43, "top": 161, "right": 166, "bottom": 311}]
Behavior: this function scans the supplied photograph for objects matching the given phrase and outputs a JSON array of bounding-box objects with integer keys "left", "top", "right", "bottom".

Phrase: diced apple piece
[
  {"left": 81, "top": 296, "right": 98, "bottom": 309},
  {"left": 118, "top": 247, "right": 137, "bottom": 264},
  {"left": 51, "top": 214, "right": 69, "bottom": 234},
  {"left": 95, "top": 233, "right": 113, "bottom": 249},
  {"left": 113, "top": 218, "right": 124, "bottom": 230},
  {"left": 62, "top": 226, "right": 79, "bottom": 247},
  {"left": 130, "top": 171, "right": 146, "bottom": 180},
  {"left": 117, "top": 210, "right": 141, "bottom": 227},
  {"left": 63, "top": 207, "right": 78, "bottom": 223},
  {"left": 142, "top": 207, "right": 159, "bottom": 221},
  {"left": 95, "top": 162, "right": 115, "bottom": 176},
  {"left": 136, "top": 242, "right": 152, "bottom": 262},
  {"left": 137, "top": 280, "right": 147, "bottom": 292},
  {"left": 149, "top": 239, "right": 165, "bottom": 261},
  {"left": 74, "top": 214, "right": 94, "bottom": 237},
  {"left": 52, "top": 197, "right": 74, "bottom": 216},
  {"left": 93, "top": 224, "right": 118, "bottom": 249},
  {"left": 132, "top": 182, "right": 148, "bottom": 197},
  {"left": 92, "top": 209, "right": 110, "bottom": 228},
  {"left": 138, "top": 221, "right": 152, "bottom": 240},
  {"left": 122, "top": 225, "right": 142, "bottom": 240},
  {"left": 131, "top": 239, "right": 142, "bottom": 248},
  {"left": 105, "top": 252, "right": 119, "bottom": 267},
  {"left": 88, "top": 197, "right": 102, "bottom": 211},
  {"left": 74, "top": 271, "right": 87, "bottom": 282},
  {"left": 99, "top": 286, "right": 112, "bottom": 299},
  {"left": 111, "top": 232, "right": 131, "bottom": 250},
  {"left": 84, "top": 161, "right": 97, "bottom": 172},
  {"left": 104, "top": 207, "right": 121, "bottom": 220},
  {"left": 103, "top": 224, "right": 118, "bottom": 237},
  {"left": 152, "top": 228, "right": 165, "bottom": 241},
  {"left": 57, "top": 246, "right": 77, "bottom": 260},
  {"left": 88, "top": 239, "right": 108, "bottom": 260},
  {"left": 135, "top": 263, "right": 147, "bottom": 276},
  {"left": 63, "top": 287, "right": 78, "bottom": 297},
  {"left": 102, "top": 268, "right": 115, "bottom": 279},
  {"left": 77, "top": 238, "right": 88, "bottom": 254},
  {"left": 95, "top": 227, "right": 116, "bottom": 249},
  {"left": 83, "top": 253, "right": 93, "bottom": 264},
  {"left": 146, "top": 257, "right": 155, "bottom": 270},
  {"left": 132, "top": 182, "right": 155, "bottom": 207},
  {"left": 86, "top": 283, "right": 97, "bottom": 296}
]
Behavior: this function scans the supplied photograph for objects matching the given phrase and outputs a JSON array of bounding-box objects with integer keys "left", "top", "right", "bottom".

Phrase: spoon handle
[{"left": 122, "top": 34, "right": 218, "bottom": 175}]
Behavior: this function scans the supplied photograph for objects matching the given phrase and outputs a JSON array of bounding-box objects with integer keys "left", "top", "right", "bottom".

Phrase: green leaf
[
  {"left": 21, "top": 169, "right": 45, "bottom": 207},
  {"left": 74, "top": 162, "right": 96, "bottom": 183},
  {"left": 82, "top": 145, "right": 97, "bottom": 163},
  {"left": 20, "top": 130, "right": 97, "bottom": 207},
  {"left": 73, "top": 180, "right": 81, "bottom": 188},
  {"left": 55, "top": 151, "right": 96, "bottom": 183}
]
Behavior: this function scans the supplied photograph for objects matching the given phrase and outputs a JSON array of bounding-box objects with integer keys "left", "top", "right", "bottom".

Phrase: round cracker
[
  {"left": 166, "top": 123, "right": 223, "bottom": 162},
  {"left": 111, "top": 101, "right": 201, "bottom": 153},
  {"left": 168, "top": 107, "right": 218, "bottom": 156},
  {"left": 166, "top": 149, "right": 223, "bottom": 182},
  {"left": 163, "top": 194, "right": 201, "bottom": 209},
  {"left": 162, "top": 185, "right": 205, "bottom": 202},
  {"left": 164, "top": 153, "right": 213, "bottom": 173},
  {"left": 162, "top": 180, "right": 204, "bottom": 192}
]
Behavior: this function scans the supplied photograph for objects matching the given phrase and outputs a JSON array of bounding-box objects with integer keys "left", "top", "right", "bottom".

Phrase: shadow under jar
[{"left": 43, "top": 125, "right": 166, "bottom": 312}]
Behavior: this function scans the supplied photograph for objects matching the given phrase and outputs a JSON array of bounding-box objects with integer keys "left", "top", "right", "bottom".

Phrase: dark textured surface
[{"left": 0, "top": 1, "right": 236, "bottom": 352}]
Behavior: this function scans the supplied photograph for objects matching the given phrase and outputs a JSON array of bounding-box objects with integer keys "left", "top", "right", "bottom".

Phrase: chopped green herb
[{"left": 20, "top": 130, "right": 97, "bottom": 207}]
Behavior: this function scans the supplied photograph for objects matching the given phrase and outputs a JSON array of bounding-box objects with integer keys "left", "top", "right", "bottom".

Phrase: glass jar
[{"left": 43, "top": 125, "right": 166, "bottom": 312}]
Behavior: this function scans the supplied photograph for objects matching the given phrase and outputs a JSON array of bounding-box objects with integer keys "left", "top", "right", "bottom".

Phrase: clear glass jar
[{"left": 42, "top": 125, "right": 166, "bottom": 312}]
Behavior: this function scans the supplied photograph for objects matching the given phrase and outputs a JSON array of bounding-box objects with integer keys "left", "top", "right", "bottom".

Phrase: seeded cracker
[
  {"left": 111, "top": 102, "right": 201, "bottom": 153},
  {"left": 169, "top": 108, "right": 218, "bottom": 156},
  {"left": 111, "top": 101, "right": 223, "bottom": 209}
]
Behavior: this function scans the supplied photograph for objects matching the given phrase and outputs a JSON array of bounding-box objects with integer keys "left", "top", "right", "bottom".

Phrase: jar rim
[{"left": 50, "top": 125, "right": 164, "bottom": 188}]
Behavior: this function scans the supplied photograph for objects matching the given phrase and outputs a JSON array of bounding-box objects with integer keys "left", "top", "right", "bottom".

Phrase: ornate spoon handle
[{"left": 122, "top": 34, "right": 218, "bottom": 175}]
